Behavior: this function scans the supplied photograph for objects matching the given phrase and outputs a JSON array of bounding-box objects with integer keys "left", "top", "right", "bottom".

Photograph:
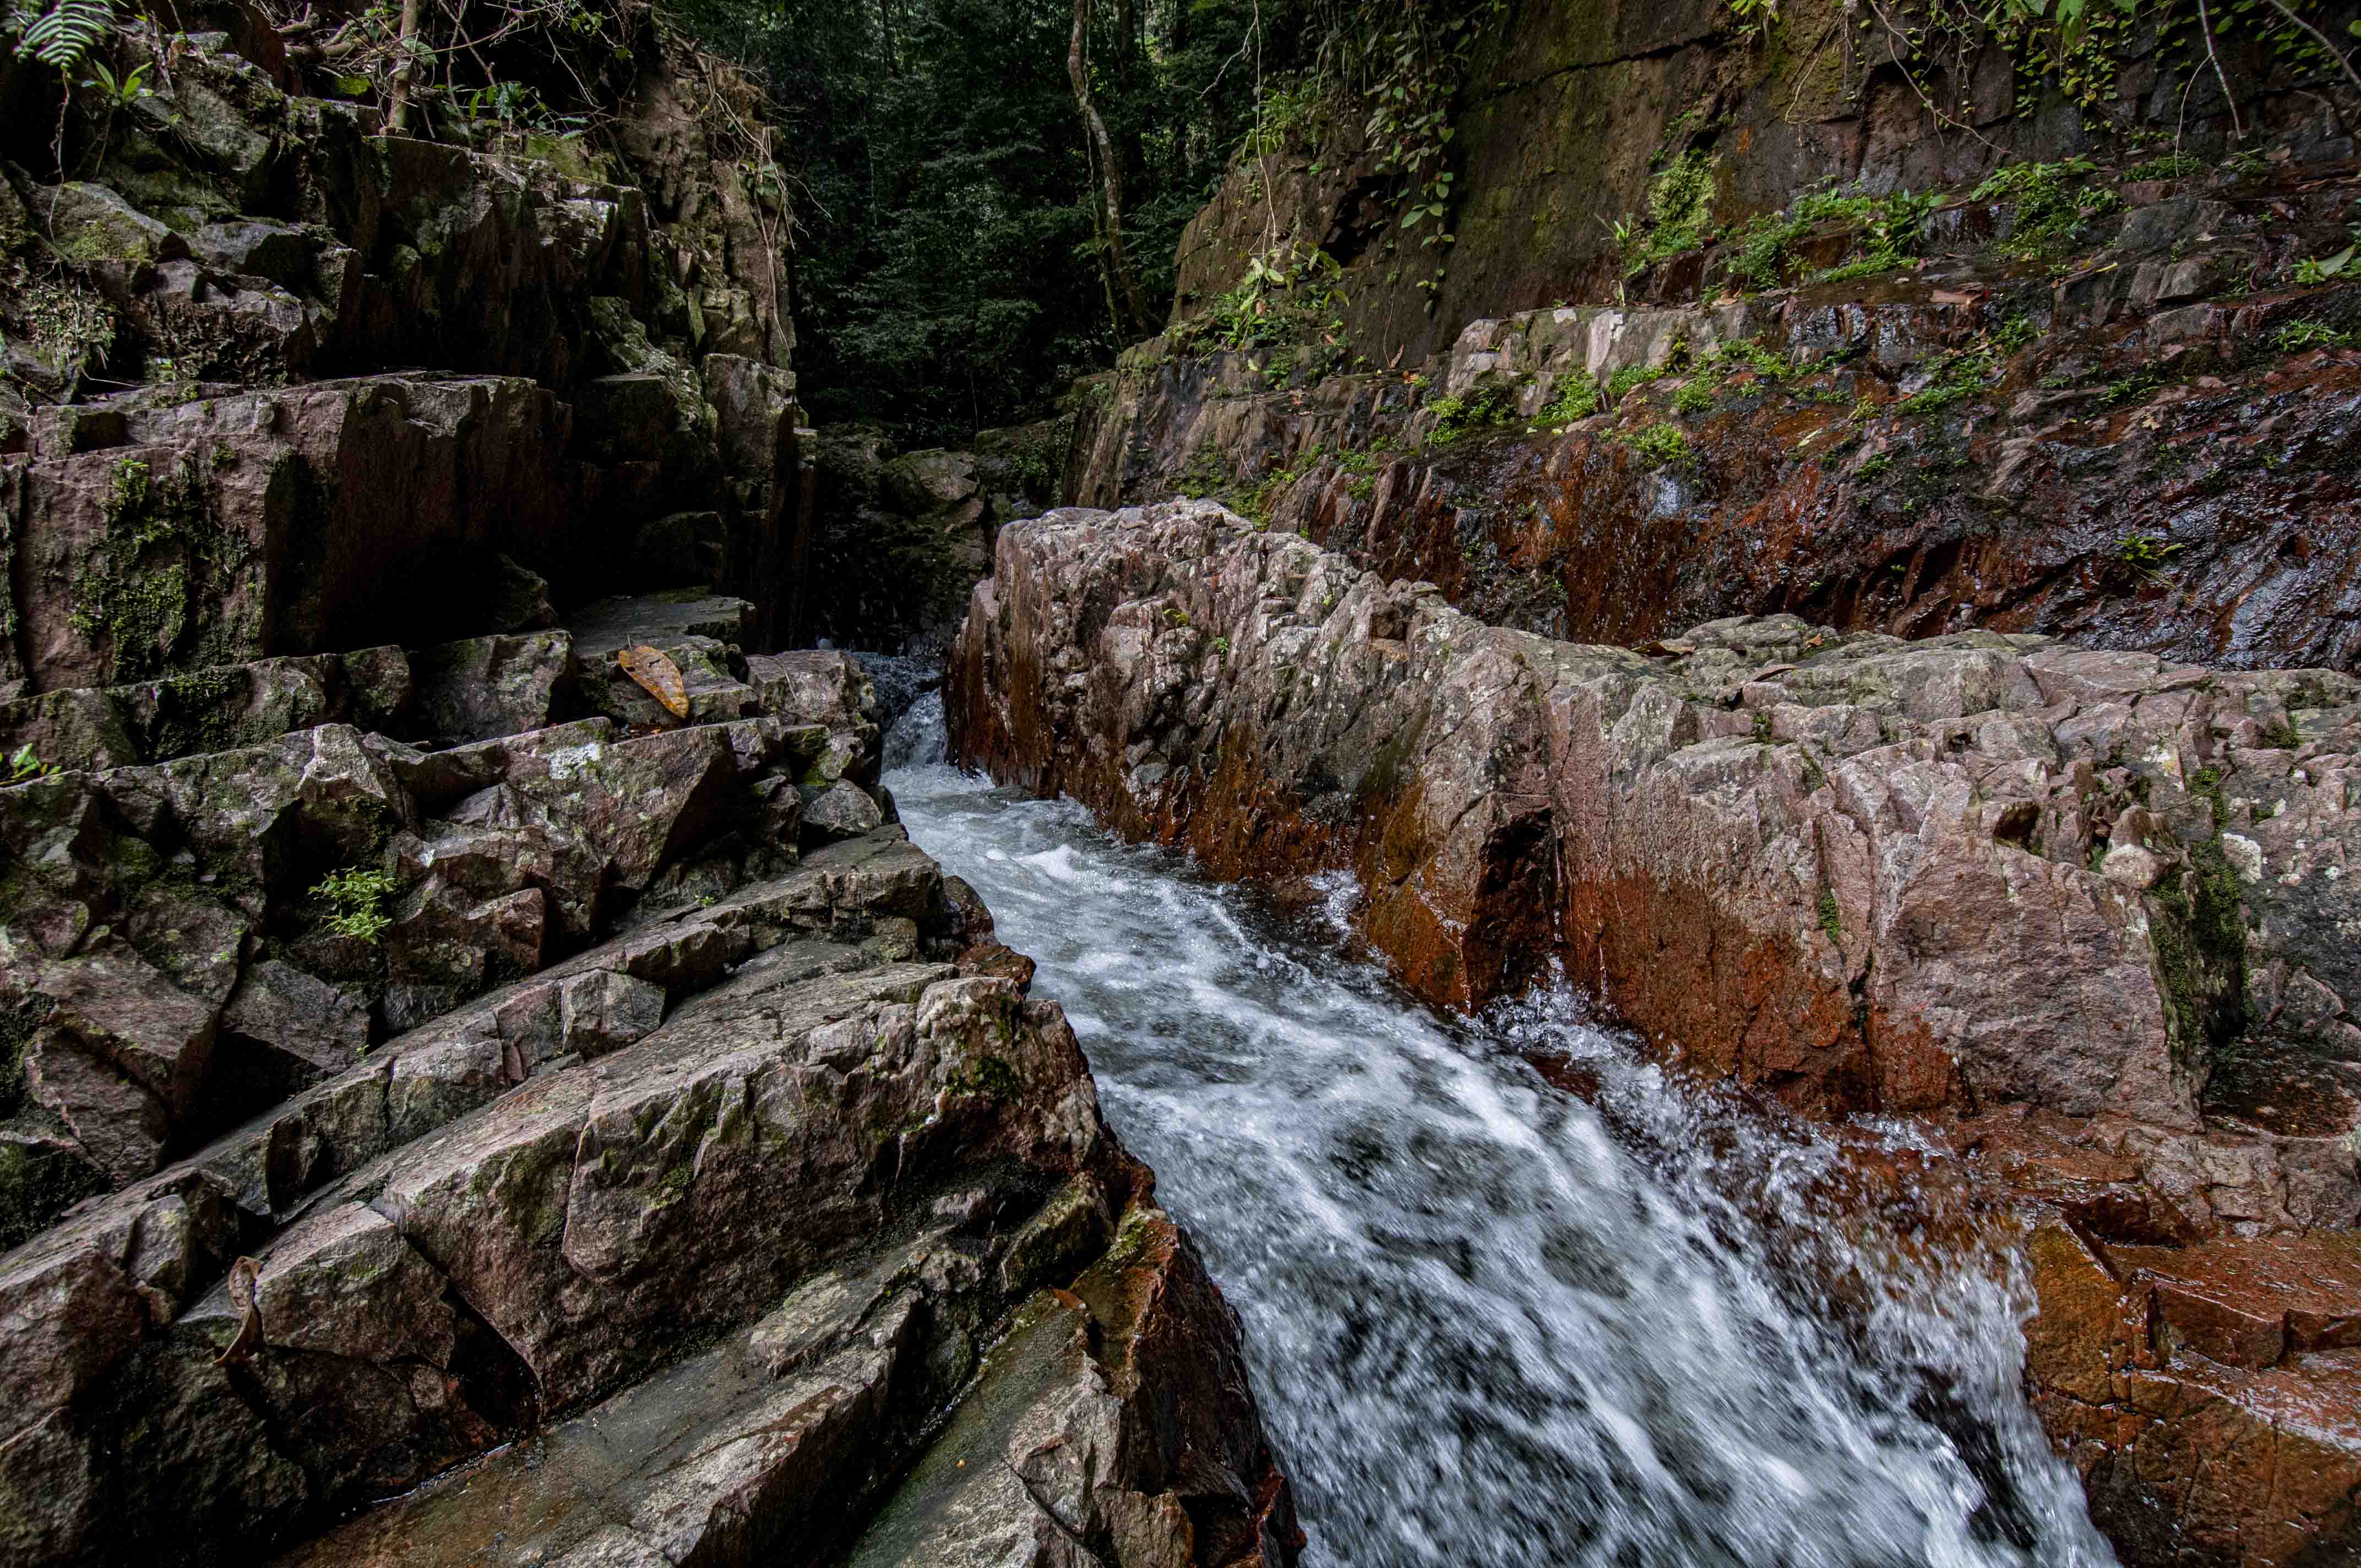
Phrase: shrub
[
  {"left": 1533, "top": 373, "right": 1602, "bottom": 427},
  {"left": 1973, "top": 157, "right": 2121, "bottom": 258},
  {"left": 313, "top": 867, "right": 398, "bottom": 943},
  {"left": 1427, "top": 381, "right": 1518, "bottom": 445},
  {"left": 1606, "top": 361, "right": 1669, "bottom": 404},
  {"left": 1624, "top": 422, "right": 1691, "bottom": 467},
  {"left": 2276, "top": 317, "right": 2354, "bottom": 352}
]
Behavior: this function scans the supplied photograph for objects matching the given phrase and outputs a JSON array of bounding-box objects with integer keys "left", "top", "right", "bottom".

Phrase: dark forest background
[{"left": 665, "top": 0, "right": 1353, "bottom": 442}]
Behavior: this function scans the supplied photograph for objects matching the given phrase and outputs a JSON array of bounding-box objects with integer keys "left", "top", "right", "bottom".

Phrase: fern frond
[{"left": 14, "top": 0, "right": 114, "bottom": 73}]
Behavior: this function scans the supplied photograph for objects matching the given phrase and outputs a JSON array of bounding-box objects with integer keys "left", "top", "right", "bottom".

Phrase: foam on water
[{"left": 885, "top": 756, "right": 2117, "bottom": 1568}]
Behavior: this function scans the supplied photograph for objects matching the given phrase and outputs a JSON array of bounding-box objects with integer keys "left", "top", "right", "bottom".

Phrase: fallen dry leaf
[
  {"left": 618, "top": 644, "right": 690, "bottom": 718},
  {"left": 215, "top": 1256, "right": 263, "bottom": 1366}
]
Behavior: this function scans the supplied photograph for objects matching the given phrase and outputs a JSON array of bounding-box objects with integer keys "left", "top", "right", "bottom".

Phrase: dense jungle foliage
[
  {"left": 659, "top": 0, "right": 1502, "bottom": 442},
  {"left": 666, "top": 0, "right": 1237, "bottom": 440}
]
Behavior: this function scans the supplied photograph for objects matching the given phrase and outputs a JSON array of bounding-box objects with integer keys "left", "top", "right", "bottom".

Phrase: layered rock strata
[
  {"left": 0, "top": 592, "right": 1297, "bottom": 1567},
  {"left": 950, "top": 498, "right": 2360, "bottom": 1566},
  {"left": 1079, "top": 157, "right": 2361, "bottom": 674},
  {"left": 1, "top": 3, "right": 812, "bottom": 695}
]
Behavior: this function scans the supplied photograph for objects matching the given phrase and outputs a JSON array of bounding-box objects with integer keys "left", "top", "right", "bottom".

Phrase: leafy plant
[
  {"left": 1725, "top": 186, "right": 1936, "bottom": 291},
  {"left": 2124, "top": 153, "right": 2206, "bottom": 182},
  {"left": 1531, "top": 372, "right": 1601, "bottom": 427},
  {"left": 2293, "top": 246, "right": 2356, "bottom": 286},
  {"left": 1992, "top": 311, "right": 2042, "bottom": 351},
  {"left": 6, "top": 745, "right": 57, "bottom": 784},
  {"left": 1426, "top": 380, "right": 1517, "bottom": 444},
  {"left": 1895, "top": 347, "right": 1999, "bottom": 416},
  {"left": 1622, "top": 151, "right": 1719, "bottom": 275},
  {"left": 312, "top": 867, "right": 398, "bottom": 943},
  {"left": 2119, "top": 535, "right": 2184, "bottom": 579},
  {"left": 1606, "top": 361, "right": 1671, "bottom": 403},
  {"left": 1711, "top": 336, "right": 1792, "bottom": 380},
  {"left": 1671, "top": 379, "right": 1714, "bottom": 414},
  {"left": 8, "top": 0, "right": 113, "bottom": 72},
  {"left": 1353, "top": 0, "right": 1508, "bottom": 288},
  {"left": 1973, "top": 157, "right": 2120, "bottom": 258},
  {"left": 2276, "top": 317, "right": 2355, "bottom": 351},
  {"left": 1624, "top": 422, "right": 1691, "bottom": 467},
  {"left": 1176, "top": 244, "right": 1348, "bottom": 356},
  {"left": 78, "top": 55, "right": 145, "bottom": 107}
]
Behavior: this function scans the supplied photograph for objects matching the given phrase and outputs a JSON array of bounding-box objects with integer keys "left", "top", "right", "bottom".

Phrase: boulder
[
  {"left": 406, "top": 631, "right": 578, "bottom": 747},
  {"left": 880, "top": 448, "right": 978, "bottom": 516},
  {"left": 802, "top": 779, "right": 886, "bottom": 842}
]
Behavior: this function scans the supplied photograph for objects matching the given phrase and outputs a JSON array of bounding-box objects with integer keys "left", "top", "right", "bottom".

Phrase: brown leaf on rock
[
  {"left": 617, "top": 644, "right": 690, "bottom": 718},
  {"left": 215, "top": 1255, "right": 264, "bottom": 1366}
]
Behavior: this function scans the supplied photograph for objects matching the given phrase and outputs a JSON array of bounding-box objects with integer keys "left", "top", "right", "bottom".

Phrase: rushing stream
[{"left": 882, "top": 696, "right": 2115, "bottom": 1568}]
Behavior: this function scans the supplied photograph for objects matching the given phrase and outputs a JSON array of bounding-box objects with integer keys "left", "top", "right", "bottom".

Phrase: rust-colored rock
[
  {"left": 2022, "top": 1211, "right": 2361, "bottom": 1567},
  {"left": 954, "top": 502, "right": 2355, "bottom": 1161},
  {"left": 951, "top": 498, "right": 2361, "bottom": 1566},
  {"left": 1082, "top": 166, "right": 2361, "bottom": 678}
]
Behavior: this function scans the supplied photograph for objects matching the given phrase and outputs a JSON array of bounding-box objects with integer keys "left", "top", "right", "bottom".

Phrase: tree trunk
[
  {"left": 1070, "top": 0, "right": 1149, "bottom": 335},
  {"left": 385, "top": 0, "right": 421, "bottom": 134},
  {"left": 1167, "top": 0, "right": 1191, "bottom": 179}
]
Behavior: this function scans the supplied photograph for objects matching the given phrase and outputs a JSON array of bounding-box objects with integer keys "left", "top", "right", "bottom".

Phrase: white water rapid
[{"left": 884, "top": 736, "right": 2117, "bottom": 1568}]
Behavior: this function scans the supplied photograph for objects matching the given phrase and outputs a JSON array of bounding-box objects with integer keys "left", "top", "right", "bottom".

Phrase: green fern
[{"left": 12, "top": 0, "right": 115, "bottom": 73}]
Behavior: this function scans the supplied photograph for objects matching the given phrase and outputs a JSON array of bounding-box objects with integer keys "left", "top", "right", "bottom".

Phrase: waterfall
[
  {"left": 887, "top": 760, "right": 2118, "bottom": 1568},
  {"left": 882, "top": 688, "right": 946, "bottom": 769}
]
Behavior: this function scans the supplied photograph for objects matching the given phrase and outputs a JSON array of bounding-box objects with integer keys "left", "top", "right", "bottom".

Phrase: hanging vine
[
  {"left": 1223, "top": 0, "right": 1506, "bottom": 325},
  {"left": 1813, "top": 0, "right": 2361, "bottom": 146}
]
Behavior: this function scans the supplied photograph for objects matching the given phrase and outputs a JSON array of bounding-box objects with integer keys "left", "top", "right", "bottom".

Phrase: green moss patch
[{"left": 69, "top": 454, "right": 259, "bottom": 683}]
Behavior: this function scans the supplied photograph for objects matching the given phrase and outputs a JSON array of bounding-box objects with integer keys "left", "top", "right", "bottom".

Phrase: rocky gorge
[{"left": 5, "top": 0, "right": 2361, "bottom": 1565}]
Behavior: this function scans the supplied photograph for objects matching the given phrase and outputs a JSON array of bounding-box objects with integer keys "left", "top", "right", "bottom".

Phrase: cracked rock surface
[{"left": 0, "top": 592, "right": 1297, "bottom": 1568}]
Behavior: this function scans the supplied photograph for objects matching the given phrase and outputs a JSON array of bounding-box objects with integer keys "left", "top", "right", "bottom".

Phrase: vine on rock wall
[
  {"left": 1598, "top": 0, "right": 2359, "bottom": 292},
  {"left": 1809, "top": 0, "right": 2359, "bottom": 143},
  {"left": 1217, "top": 0, "right": 1508, "bottom": 343}
]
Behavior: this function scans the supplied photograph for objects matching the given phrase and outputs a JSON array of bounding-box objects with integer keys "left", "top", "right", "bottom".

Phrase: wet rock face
[
  {"left": 954, "top": 502, "right": 2355, "bottom": 1163},
  {"left": 0, "top": 593, "right": 1295, "bottom": 1568},
  {"left": 2021, "top": 1215, "right": 2361, "bottom": 1567},
  {"left": 801, "top": 418, "right": 1070, "bottom": 657},
  {"left": 1082, "top": 165, "right": 2361, "bottom": 677},
  {"left": 1166, "top": 0, "right": 2340, "bottom": 368},
  {"left": 951, "top": 499, "right": 2361, "bottom": 1565}
]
